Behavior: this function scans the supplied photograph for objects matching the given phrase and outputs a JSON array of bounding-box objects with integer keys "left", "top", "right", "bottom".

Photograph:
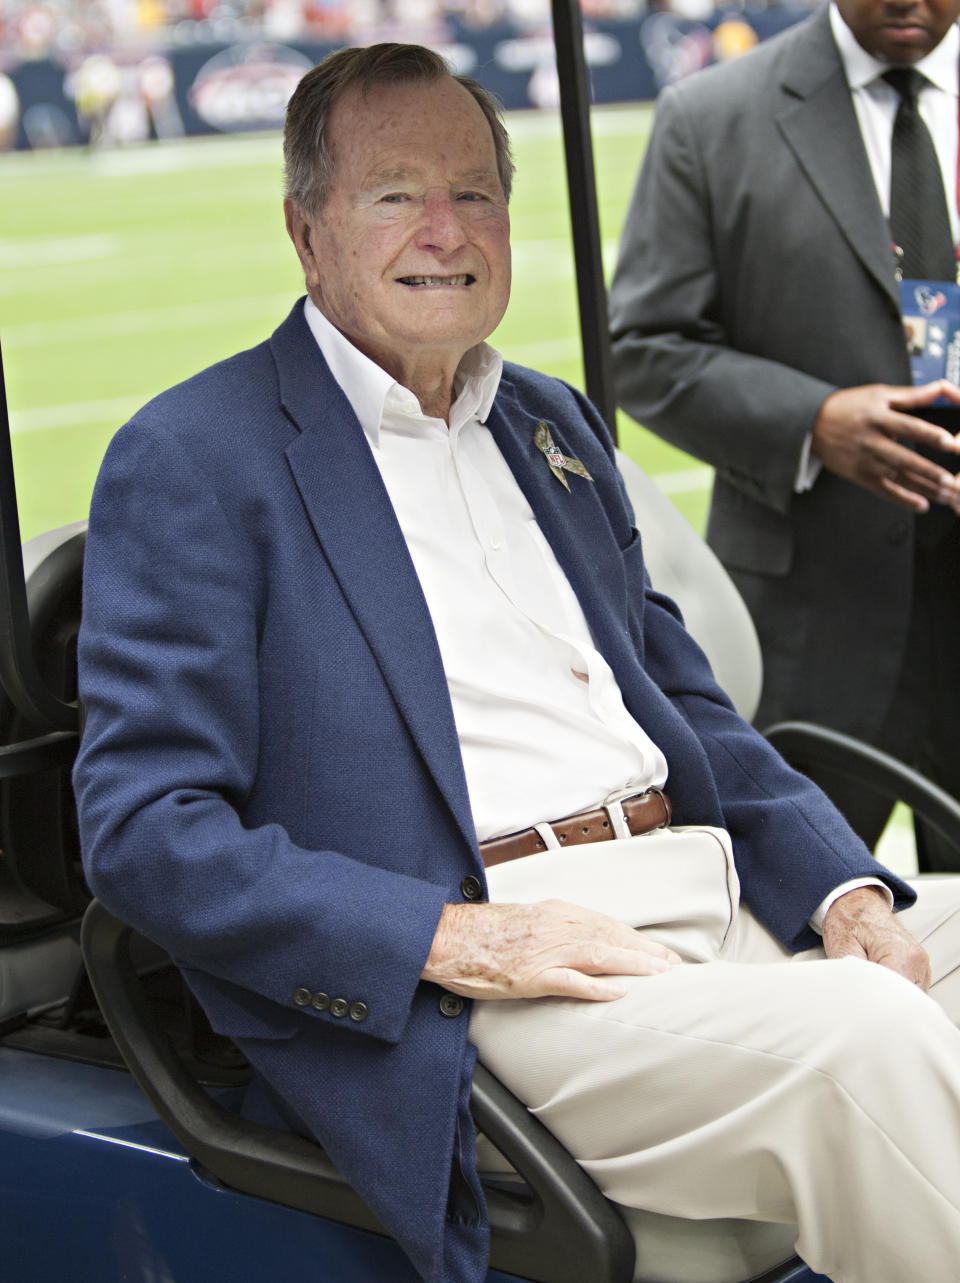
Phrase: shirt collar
[
  {"left": 830, "top": 3, "right": 959, "bottom": 93},
  {"left": 302, "top": 297, "right": 503, "bottom": 448}
]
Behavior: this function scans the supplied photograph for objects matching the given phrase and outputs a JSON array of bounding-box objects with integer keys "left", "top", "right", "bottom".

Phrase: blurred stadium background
[
  {"left": 4, "top": 102, "right": 712, "bottom": 542},
  {"left": 1, "top": 0, "right": 821, "bottom": 537}
]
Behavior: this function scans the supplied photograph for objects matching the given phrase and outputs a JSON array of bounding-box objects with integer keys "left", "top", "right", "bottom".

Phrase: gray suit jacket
[{"left": 609, "top": 7, "right": 930, "bottom": 741}]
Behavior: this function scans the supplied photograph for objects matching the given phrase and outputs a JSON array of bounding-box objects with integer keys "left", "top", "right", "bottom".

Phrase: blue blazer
[{"left": 74, "top": 301, "right": 913, "bottom": 1283}]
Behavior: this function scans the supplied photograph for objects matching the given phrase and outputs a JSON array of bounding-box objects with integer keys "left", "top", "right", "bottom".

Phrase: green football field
[{"left": 1, "top": 102, "right": 710, "bottom": 542}]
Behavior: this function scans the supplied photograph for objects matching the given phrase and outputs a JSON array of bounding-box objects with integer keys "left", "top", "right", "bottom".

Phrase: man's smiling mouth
[{"left": 398, "top": 274, "right": 474, "bottom": 287}]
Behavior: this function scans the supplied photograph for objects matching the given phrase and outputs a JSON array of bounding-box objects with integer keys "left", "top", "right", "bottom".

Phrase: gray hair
[{"left": 283, "top": 43, "right": 514, "bottom": 215}]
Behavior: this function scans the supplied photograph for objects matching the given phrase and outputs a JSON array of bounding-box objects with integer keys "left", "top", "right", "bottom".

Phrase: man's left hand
[{"left": 822, "top": 886, "right": 931, "bottom": 990}]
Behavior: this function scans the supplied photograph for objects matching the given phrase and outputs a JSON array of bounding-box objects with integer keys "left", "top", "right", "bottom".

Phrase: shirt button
[
  {"left": 460, "top": 875, "right": 483, "bottom": 901},
  {"left": 349, "top": 1001, "right": 369, "bottom": 1023},
  {"left": 330, "top": 998, "right": 349, "bottom": 1018},
  {"left": 311, "top": 991, "right": 330, "bottom": 1011},
  {"left": 293, "top": 987, "right": 312, "bottom": 1006},
  {"left": 440, "top": 993, "right": 465, "bottom": 1018}
]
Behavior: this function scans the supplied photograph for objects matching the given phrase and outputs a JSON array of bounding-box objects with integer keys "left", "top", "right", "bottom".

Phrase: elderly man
[{"left": 75, "top": 42, "right": 960, "bottom": 1283}]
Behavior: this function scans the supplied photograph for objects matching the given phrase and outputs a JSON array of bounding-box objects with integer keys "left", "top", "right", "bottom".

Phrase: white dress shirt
[
  {"left": 303, "top": 299, "right": 668, "bottom": 843},
  {"left": 303, "top": 299, "right": 885, "bottom": 924}
]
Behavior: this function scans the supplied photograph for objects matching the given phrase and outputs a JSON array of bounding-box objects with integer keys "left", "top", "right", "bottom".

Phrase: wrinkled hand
[
  {"left": 822, "top": 887, "right": 931, "bottom": 990},
  {"left": 422, "top": 900, "right": 681, "bottom": 1002},
  {"left": 811, "top": 380, "right": 960, "bottom": 513}
]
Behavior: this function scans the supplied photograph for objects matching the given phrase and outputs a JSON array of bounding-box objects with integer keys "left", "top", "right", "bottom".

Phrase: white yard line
[
  {"left": 0, "top": 235, "right": 119, "bottom": 267},
  {"left": 9, "top": 396, "right": 146, "bottom": 433},
  {"left": 3, "top": 293, "right": 295, "bottom": 348}
]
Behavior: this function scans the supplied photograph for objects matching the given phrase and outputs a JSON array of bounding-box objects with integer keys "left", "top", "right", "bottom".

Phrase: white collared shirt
[{"left": 303, "top": 299, "right": 668, "bottom": 842}]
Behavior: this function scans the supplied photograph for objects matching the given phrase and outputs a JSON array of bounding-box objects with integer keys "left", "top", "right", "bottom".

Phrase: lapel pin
[{"left": 533, "top": 422, "right": 594, "bottom": 492}]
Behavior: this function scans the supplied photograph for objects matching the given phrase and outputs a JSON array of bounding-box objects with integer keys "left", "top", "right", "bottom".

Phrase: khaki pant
[{"left": 470, "top": 830, "right": 960, "bottom": 1283}]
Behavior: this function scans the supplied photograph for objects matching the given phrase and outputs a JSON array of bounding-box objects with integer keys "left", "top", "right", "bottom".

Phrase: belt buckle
[{"left": 602, "top": 785, "right": 669, "bottom": 839}]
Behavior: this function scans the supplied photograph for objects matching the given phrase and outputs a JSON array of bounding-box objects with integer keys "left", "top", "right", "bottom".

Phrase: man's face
[
  {"left": 836, "top": 0, "right": 960, "bottom": 62},
  {"left": 286, "top": 77, "right": 511, "bottom": 382}
]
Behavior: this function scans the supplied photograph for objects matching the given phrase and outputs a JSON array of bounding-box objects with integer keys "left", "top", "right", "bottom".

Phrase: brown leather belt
[{"left": 479, "top": 787, "right": 672, "bottom": 868}]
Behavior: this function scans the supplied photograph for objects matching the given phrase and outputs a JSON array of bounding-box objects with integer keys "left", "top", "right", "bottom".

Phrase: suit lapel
[
  {"left": 270, "top": 307, "right": 477, "bottom": 854},
  {"left": 776, "top": 10, "right": 899, "bottom": 311},
  {"left": 485, "top": 386, "right": 633, "bottom": 669}
]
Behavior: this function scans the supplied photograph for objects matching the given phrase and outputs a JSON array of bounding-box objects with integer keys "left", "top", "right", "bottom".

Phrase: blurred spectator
[
  {"left": 69, "top": 51, "right": 122, "bottom": 142},
  {"left": 0, "top": 68, "right": 18, "bottom": 144}
]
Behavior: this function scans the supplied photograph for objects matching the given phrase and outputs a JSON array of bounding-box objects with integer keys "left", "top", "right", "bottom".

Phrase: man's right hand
[
  {"left": 421, "top": 900, "right": 681, "bottom": 1002},
  {"left": 811, "top": 380, "right": 960, "bottom": 513}
]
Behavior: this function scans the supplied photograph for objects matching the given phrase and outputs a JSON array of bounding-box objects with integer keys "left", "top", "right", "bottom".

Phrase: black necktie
[{"left": 884, "top": 67, "right": 956, "bottom": 281}]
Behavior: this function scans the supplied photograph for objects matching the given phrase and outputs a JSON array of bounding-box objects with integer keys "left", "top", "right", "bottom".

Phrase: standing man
[
  {"left": 610, "top": 0, "right": 960, "bottom": 865},
  {"left": 75, "top": 42, "right": 960, "bottom": 1283}
]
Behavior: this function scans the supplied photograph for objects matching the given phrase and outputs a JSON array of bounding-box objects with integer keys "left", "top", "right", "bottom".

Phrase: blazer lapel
[
  {"left": 270, "top": 307, "right": 477, "bottom": 854},
  {"left": 776, "top": 10, "right": 899, "bottom": 311},
  {"left": 485, "top": 389, "right": 635, "bottom": 671}
]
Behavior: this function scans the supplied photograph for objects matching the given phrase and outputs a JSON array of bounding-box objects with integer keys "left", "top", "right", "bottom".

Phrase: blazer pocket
[
  {"left": 620, "top": 526, "right": 645, "bottom": 561},
  {"left": 618, "top": 527, "right": 649, "bottom": 588}
]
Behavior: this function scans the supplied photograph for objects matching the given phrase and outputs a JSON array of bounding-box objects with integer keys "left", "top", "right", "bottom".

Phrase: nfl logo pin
[{"left": 533, "top": 421, "right": 594, "bottom": 492}]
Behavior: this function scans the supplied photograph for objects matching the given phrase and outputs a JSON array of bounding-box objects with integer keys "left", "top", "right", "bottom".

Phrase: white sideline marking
[
  {"left": 3, "top": 293, "right": 295, "bottom": 349},
  {"left": 11, "top": 396, "right": 144, "bottom": 433},
  {"left": 0, "top": 235, "right": 118, "bottom": 267}
]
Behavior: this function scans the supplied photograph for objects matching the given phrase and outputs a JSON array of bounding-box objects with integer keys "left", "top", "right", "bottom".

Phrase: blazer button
[
  {"left": 460, "top": 875, "right": 483, "bottom": 901},
  {"left": 349, "top": 1001, "right": 369, "bottom": 1023},
  {"left": 311, "top": 992, "right": 330, "bottom": 1011},
  {"left": 439, "top": 993, "right": 465, "bottom": 1018},
  {"left": 330, "top": 998, "right": 349, "bottom": 1018},
  {"left": 293, "top": 987, "right": 312, "bottom": 1007}
]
